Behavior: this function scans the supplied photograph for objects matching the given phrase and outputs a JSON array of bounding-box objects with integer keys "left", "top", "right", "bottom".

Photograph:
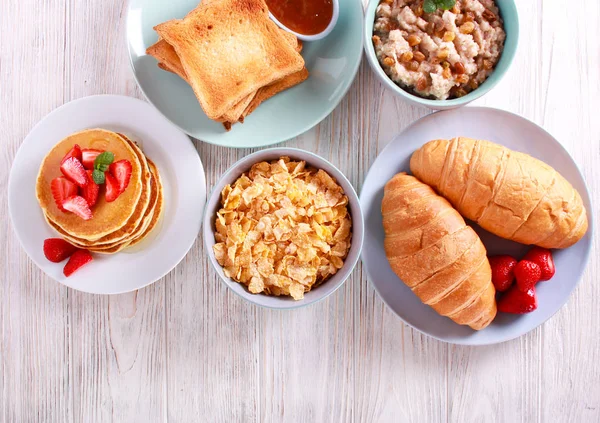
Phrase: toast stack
[{"left": 147, "top": 0, "right": 308, "bottom": 130}]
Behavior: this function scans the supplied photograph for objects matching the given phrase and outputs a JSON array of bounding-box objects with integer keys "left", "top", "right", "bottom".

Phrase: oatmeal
[{"left": 372, "top": 0, "right": 506, "bottom": 100}]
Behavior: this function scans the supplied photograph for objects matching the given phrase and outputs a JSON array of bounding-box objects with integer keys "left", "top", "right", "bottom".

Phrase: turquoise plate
[{"left": 126, "top": 0, "right": 364, "bottom": 148}]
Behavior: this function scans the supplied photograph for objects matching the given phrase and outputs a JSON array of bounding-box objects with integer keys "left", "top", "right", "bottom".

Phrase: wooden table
[{"left": 2, "top": 0, "right": 599, "bottom": 421}]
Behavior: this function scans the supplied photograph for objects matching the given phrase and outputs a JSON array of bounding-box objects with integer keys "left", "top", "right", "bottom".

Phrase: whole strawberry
[
  {"left": 523, "top": 247, "right": 555, "bottom": 281},
  {"left": 488, "top": 255, "right": 518, "bottom": 292},
  {"left": 498, "top": 286, "right": 538, "bottom": 314},
  {"left": 43, "top": 238, "right": 78, "bottom": 263},
  {"left": 514, "top": 260, "right": 542, "bottom": 292}
]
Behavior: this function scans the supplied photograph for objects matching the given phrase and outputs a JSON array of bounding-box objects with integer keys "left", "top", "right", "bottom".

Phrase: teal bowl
[{"left": 363, "top": 0, "right": 519, "bottom": 110}]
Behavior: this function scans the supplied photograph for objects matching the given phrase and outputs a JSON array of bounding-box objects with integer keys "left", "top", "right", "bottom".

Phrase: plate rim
[
  {"left": 358, "top": 106, "right": 595, "bottom": 345},
  {"left": 8, "top": 94, "right": 207, "bottom": 295},
  {"left": 125, "top": 0, "right": 365, "bottom": 148}
]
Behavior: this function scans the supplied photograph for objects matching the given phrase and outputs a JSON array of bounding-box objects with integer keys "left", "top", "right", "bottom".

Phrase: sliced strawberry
[
  {"left": 60, "top": 157, "right": 88, "bottom": 187},
  {"left": 43, "top": 238, "right": 78, "bottom": 263},
  {"left": 51, "top": 176, "right": 78, "bottom": 212},
  {"left": 81, "top": 170, "right": 99, "bottom": 207},
  {"left": 62, "top": 195, "right": 93, "bottom": 220},
  {"left": 81, "top": 149, "right": 103, "bottom": 170},
  {"left": 61, "top": 144, "right": 82, "bottom": 165},
  {"left": 105, "top": 173, "right": 120, "bottom": 202},
  {"left": 109, "top": 160, "right": 132, "bottom": 193},
  {"left": 63, "top": 249, "right": 93, "bottom": 277}
]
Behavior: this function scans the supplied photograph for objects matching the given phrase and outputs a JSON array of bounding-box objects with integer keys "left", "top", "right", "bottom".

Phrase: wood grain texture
[{"left": 1, "top": 0, "right": 599, "bottom": 422}]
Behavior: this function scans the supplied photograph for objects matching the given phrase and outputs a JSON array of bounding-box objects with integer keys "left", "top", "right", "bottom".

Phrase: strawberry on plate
[
  {"left": 43, "top": 238, "right": 78, "bottom": 263},
  {"left": 81, "top": 149, "right": 103, "bottom": 170},
  {"left": 514, "top": 260, "right": 542, "bottom": 292},
  {"left": 523, "top": 247, "right": 555, "bottom": 281},
  {"left": 61, "top": 144, "right": 82, "bottom": 164},
  {"left": 63, "top": 249, "right": 93, "bottom": 277},
  {"left": 105, "top": 173, "right": 120, "bottom": 202},
  {"left": 51, "top": 176, "right": 78, "bottom": 212},
  {"left": 60, "top": 157, "right": 88, "bottom": 187},
  {"left": 109, "top": 159, "right": 132, "bottom": 193},
  {"left": 498, "top": 286, "right": 538, "bottom": 314},
  {"left": 62, "top": 195, "right": 93, "bottom": 220},
  {"left": 488, "top": 255, "right": 518, "bottom": 292},
  {"left": 81, "top": 170, "right": 99, "bottom": 207}
]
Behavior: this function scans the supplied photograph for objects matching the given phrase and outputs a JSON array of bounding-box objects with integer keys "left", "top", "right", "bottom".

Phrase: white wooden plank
[
  {"left": 1, "top": 0, "right": 599, "bottom": 421},
  {"left": 0, "top": 1, "right": 72, "bottom": 422},
  {"left": 65, "top": 0, "right": 166, "bottom": 421}
]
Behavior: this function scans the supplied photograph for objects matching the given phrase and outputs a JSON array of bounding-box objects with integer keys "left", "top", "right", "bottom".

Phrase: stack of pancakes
[
  {"left": 36, "top": 129, "right": 164, "bottom": 254},
  {"left": 146, "top": 0, "right": 309, "bottom": 130}
]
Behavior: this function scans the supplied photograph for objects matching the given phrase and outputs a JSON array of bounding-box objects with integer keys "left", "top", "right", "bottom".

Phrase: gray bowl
[{"left": 203, "top": 148, "right": 364, "bottom": 309}]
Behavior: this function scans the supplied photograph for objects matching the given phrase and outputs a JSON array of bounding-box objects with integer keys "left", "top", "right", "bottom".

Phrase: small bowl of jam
[{"left": 265, "top": 0, "right": 340, "bottom": 41}]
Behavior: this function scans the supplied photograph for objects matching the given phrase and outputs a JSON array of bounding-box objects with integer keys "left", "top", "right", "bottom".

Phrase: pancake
[
  {"left": 126, "top": 159, "right": 164, "bottom": 248},
  {"left": 68, "top": 158, "right": 162, "bottom": 253},
  {"left": 36, "top": 129, "right": 144, "bottom": 241},
  {"left": 84, "top": 160, "right": 163, "bottom": 254},
  {"left": 48, "top": 137, "right": 153, "bottom": 247}
]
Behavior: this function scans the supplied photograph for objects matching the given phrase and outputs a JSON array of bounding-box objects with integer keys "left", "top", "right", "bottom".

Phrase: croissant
[
  {"left": 410, "top": 137, "right": 588, "bottom": 249},
  {"left": 382, "top": 173, "right": 497, "bottom": 330}
]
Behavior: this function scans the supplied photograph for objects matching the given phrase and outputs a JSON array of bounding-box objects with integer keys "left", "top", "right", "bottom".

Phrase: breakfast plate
[
  {"left": 8, "top": 95, "right": 206, "bottom": 294},
  {"left": 126, "top": 0, "right": 364, "bottom": 148},
  {"left": 360, "top": 107, "right": 593, "bottom": 345}
]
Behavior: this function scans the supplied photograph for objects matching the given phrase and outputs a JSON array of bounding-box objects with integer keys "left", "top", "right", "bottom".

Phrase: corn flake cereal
[{"left": 213, "top": 157, "right": 352, "bottom": 300}]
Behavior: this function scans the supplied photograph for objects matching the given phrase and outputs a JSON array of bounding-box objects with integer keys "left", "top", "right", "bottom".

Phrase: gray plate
[{"left": 359, "top": 107, "right": 594, "bottom": 345}]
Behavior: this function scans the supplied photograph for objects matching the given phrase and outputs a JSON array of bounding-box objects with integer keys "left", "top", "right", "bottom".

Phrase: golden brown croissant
[
  {"left": 382, "top": 173, "right": 497, "bottom": 330},
  {"left": 410, "top": 137, "right": 588, "bottom": 249}
]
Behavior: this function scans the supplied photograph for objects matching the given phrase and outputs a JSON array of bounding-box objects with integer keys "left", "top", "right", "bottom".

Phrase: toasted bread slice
[
  {"left": 147, "top": 30, "right": 302, "bottom": 123},
  {"left": 154, "top": 0, "right": 305, "bottom": 119},
  {"left": 242, "top": 67, "right": 309, "bottom": 118}
]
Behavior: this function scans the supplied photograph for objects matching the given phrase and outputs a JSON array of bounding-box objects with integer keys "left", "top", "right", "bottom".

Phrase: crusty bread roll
[
  {"left": 382, "top": 173, "right": 497, "bottom": 330},
  {"left": 410, "top": 137, "right": 588, "bottom": 249}
]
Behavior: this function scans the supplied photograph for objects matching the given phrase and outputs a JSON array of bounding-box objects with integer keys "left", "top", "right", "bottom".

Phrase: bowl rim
[
  {"left": 363, "top": 0, "right": 520, "bottom": 108},
  {"left": 202, "top": 147, "right": 365, "bottom": 310},
  {"left": 268, "top": 0, "right": 340, "bottom": 42}
]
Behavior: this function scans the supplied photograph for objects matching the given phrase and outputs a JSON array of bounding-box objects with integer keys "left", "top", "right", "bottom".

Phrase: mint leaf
[
  {"left": 424, "top": 0, "right": 455, "bottom": 13},
  {"left": 439, "top": 0, "right": 456, "bottom": 10},
  {"left": 92, "top": 169, "right": 106, "bottom": 185},
  {"left": 423, "top": 0, "right": 437, "bottom": 13},
  {"left": 94, "top": 151, "right": 114, "bottom": 171}
]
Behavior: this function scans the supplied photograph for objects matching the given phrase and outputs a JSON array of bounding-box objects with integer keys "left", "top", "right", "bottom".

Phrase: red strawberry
[
  {"left": 63, "top": 249, "right": 93, "bottom": 277},
  {"left": 50, "top": 176, "right": 78, "bottom": 212},
  {"left": 105, "top": 173, "right": 120, "bottom": 202},
  {"left": 81, "top": 149, "right": 103, "bottom": 170},
  {"left": 60, "top": 157, "right": 88, "bottom": 187},
  {"left": 488, "top": 255, "right": 518, "bottom": 292},
  {"left": 523, "top": 247, "right": 555, "bottom": 281},
  {"left": 109, "top": 160, "right": 132, "bottom": 193},
  {"left": 514, "top": 260, "right": 542, "bottom": 292},
  {"left": 81, "top": 170, "right": 99, "bottom": 207},
  {"left": 497, "top": 286, "right": 538, "bottom": 314},
  {"left": 62, "top": 195, "right": 93, "bottom": 220},
  {"left": 61, "top": 144, "right": 82, "bottom": 164},
  {"left": 43, "top": 238, "right": 78, "bottom": 263}
]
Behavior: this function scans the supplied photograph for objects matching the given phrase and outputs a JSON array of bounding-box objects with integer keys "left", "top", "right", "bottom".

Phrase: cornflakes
[{"left": 213, "top": 157, "right": 352, "bottom": 300}]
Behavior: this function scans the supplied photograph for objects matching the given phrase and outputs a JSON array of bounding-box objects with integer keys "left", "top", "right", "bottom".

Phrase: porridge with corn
[{"left": 372, "top": 0, "right": 506, "bottom": 100}]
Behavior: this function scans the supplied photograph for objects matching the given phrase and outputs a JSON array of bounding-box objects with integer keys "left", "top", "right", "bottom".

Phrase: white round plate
[
  {"left": 360, "top": 107, "right": 594, "bottom": 345},
  {"left": 8, "top": 95, "right": 206, "bottom": 294}
]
